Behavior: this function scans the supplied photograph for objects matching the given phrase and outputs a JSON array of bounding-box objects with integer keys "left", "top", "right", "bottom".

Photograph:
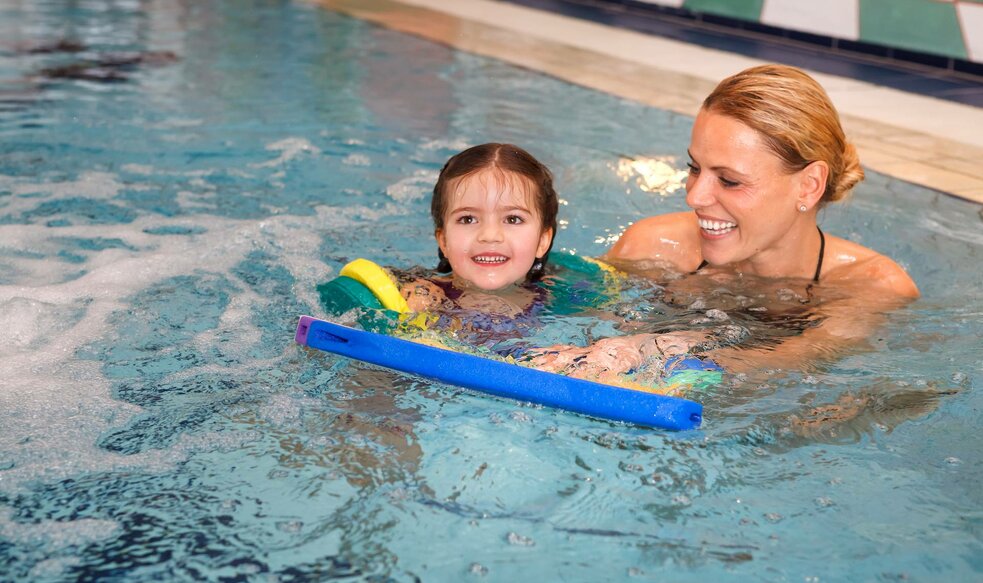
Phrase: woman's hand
[{"left": 527, "top": 334, "right": 667, "bottom": 382}]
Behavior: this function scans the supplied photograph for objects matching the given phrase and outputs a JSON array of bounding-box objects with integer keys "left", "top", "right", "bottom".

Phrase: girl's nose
[{"left": 478, "top": 221, "right": 504, "bottom": 243}]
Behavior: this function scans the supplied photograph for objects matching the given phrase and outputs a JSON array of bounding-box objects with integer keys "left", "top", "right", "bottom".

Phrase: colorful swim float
[{"left": 299, "top": 257, "right": 723, "bottom": 430}]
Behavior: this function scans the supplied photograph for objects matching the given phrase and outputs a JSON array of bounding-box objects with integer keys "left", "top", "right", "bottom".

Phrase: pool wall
[
  {"left": 311, "top": 0, "right": 983, "bottom": 204},
  {"left": 613, "top": 0, "right": 983, "bottom": 65}
]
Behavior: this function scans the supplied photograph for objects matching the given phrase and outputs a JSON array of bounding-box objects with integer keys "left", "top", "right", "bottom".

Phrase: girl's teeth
[{"left": 474, "top": 255, "right": 507, "bottom": 264}]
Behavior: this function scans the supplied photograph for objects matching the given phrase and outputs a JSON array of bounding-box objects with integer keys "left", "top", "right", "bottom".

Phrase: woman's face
[
  {"left": 685, "top": 109, "right": 804, "bottom": 269},
  {"left": 436, "top": 169, "right": 553, "bottom": 291}
]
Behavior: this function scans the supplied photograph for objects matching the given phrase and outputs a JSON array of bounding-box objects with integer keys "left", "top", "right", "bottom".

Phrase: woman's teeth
[{"left": 698, "top": 219, "right": 737, "bottom": 234}]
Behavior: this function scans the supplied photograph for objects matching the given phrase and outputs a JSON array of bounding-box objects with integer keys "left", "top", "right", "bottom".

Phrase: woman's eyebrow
[{"left": 687, "top": 149, "right": 750, "bottom": 177}]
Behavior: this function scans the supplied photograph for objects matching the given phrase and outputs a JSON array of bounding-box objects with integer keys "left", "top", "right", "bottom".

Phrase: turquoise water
[{"left": 1, "top": 1, "right": 981, "bottom": 581}]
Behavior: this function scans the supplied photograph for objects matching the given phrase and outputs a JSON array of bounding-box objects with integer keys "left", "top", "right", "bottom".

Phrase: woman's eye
[
  {"left": 686, "top": 162, "right": 699, "bottom": 175},
  {"left": 505, "top": 215, "right": 524, "bottom": 225},
  {"left": 719, "top": 177, "right": 740, "bottom": 188}
]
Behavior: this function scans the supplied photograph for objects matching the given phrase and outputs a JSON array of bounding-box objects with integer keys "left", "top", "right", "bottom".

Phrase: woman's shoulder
[
  {"left": 823, "top": 235, "right": 920, "bottom": 298},
  {"left": 605, "top": 211, "right": 701, "bottom": 268}
]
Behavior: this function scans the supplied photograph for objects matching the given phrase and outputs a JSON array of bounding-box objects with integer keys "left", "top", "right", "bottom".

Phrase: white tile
[
  {"left": 394, "top": 0, "right": 983, "bottom": 147},
  {"left": 761, "top": 0, "right": 859, "bottom": 40},
  {"left": 957, "top": 2, "right": 983, "bottom": 61},
  {"left": 634, "top": 0, "right": 686, "bottom": 7}
]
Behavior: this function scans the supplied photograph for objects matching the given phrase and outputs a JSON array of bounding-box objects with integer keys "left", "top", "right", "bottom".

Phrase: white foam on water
[
  {"left": 386, "top": 169, "right": 439, "bottom": 203},
  {"left": 342, "top": 153, "right": 371, "bottom": 166},
  {"left": 250, "top": 137, "right": 321, "bottom": 168},
  {"left": 0, "top": 168, "right": 404, "bottom": 496},
  {"left": 419, "top": 138, "right": 471, "bottom": 152},
  {"left": 0, "top": 297, "right": 80, "bottom": 354},
  {"left": 0, "top": 507, "right": 118, "bottom": 547},
  {"left": 7, "top": 170, "right": 130, "bottom": 199},
  {"left": 176, "top": 189, "right": 218, "bottom": 211},
  {"left": 0, "top": 505, "right": 119, "bottom": 577}
]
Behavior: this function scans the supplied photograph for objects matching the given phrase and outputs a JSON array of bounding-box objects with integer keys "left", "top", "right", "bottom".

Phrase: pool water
[{"left": 1, "top": 0, "right": 981, "bottom": 581}]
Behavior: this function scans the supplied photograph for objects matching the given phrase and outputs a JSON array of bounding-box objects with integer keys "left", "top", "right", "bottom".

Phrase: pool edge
[{"left": 305, "top": 0, "right": 983, "bottom": 204}]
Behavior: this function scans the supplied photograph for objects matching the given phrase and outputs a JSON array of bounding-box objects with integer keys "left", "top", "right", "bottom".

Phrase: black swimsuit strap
[
  {"left": 813, "top": 227, "right": 825, "bottom": 283},
  {"left": 693, "top": 226, "right": 826, "bottom": 282}
]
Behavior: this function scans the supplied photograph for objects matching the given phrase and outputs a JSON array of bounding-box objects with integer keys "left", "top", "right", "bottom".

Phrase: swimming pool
[{"left": 1, "top": 0, "right": 981, "bottom": 580}]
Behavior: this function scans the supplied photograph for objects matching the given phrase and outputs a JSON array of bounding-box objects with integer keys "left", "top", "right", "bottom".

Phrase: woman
[
  {"left": 535, "top": 64, "right": 918, "bottom": 379},
  {"left": 609, "top": 64, "right": 917, "bottom": 294}
]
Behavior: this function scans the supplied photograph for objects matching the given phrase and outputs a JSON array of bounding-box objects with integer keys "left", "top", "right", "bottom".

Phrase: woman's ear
[
  {"left": 537, "top": 228, "right": 554, "bottom": 257},
  {"left": 797, "top": 161, "right": 829, "bottom": 210}
]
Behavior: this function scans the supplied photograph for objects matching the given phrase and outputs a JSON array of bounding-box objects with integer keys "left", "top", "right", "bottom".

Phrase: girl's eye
[
  {"left": 456, "top": 215, "right": 476, "bottom": 225},
  {"left": 505, "top": 215, "right": 524, "bottom": 225}
]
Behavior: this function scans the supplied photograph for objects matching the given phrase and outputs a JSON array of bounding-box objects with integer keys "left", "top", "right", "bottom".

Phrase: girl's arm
[{"left": 400, "top": 278, "right": 447, "bottom": 313}]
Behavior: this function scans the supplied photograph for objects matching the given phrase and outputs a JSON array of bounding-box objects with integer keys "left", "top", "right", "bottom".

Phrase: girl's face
[
  {"left": 684, "top": 109, "right": 808, "bottom": 273},
  {"left": 436, "top": 169, "right": 553, "bottom": 291}
]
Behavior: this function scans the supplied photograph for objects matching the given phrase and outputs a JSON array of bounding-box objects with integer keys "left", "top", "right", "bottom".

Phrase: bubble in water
[
  {"left": 509, "top": 411, "right": 533, "bottom": 423},
  {"left": 944, "top": 457, "right": 962, "bottom": 465},
  {"left": 776, "top": 288, "right": 803, "bottom": 302},
  {"left": 764, "top": 512, "right": 783, "bottom": 523},
  {"left": 342, "top": 153, "right": 370, "bottom": 166},
  {"left": 627, "top": 567, "right": 645, "bottom": 577},
  {"left": 815, "top": 497, "right": 835, "bottom": 508},
  {"left": 468, "top": 563, "right": 489, "bottom": 576},
  {"left": 385, "top": 170, "right": 438, "bottom": 203},
  {"left": 29, "top": 557, "right": 82, "bottom": 580},
  {"left": 276, "top": 521, "right": 303, "bottom": 533},
  {"left": 506, "top": 532, "right": 535, "bottom": 546},
  {"left": 705, "top": 308, "right": 729, "bottom": 321}
]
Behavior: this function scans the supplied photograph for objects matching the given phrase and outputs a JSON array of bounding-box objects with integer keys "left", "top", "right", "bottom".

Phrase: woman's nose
[{"left": 685, "top": 173, "right": 714, "bottom": 209}]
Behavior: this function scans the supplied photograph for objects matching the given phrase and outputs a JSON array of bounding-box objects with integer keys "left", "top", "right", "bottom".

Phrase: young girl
[{"left": 395, "top": 143, "right": 558, "bottom": 350}]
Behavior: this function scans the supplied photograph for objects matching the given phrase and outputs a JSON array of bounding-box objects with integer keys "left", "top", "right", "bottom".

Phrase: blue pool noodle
[{"left": 295, "top": 316, "right": 703, "bottom": 431}]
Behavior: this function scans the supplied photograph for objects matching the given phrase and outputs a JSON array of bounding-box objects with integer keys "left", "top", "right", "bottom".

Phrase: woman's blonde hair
[{"left": 702, "top": 64, "right": 863, "bottom": 204}]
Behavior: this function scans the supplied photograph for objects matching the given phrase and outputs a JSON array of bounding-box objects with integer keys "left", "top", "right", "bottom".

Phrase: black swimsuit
[{"left": 695, "top": 227, "right": 826, "bottom": 283}]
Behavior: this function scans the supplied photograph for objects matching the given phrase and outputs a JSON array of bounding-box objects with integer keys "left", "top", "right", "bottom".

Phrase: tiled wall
[{"left": 635, "top": 0, "right": 983, "bottom": 63}]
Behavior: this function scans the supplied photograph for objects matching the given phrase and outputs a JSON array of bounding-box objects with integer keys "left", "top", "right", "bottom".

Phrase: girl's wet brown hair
[
  {"left": 431, "top": 143, "right": 558, "bottom": 278},
  {"left": 702, "top": 64, "right": 864, "bottom": 205}
]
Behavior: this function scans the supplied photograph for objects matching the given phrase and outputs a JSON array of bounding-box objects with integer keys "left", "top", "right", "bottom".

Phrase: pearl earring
[{"left": 798, "top": 204, "right": 808, "bottom": 212}]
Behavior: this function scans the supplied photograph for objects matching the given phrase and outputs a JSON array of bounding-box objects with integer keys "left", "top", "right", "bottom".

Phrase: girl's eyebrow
[{"left": 448, "top": 205, "right": 533, "bottom": 213}]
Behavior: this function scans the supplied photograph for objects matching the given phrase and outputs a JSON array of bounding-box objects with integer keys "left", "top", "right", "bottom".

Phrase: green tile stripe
[
  {"left": 682, "top": 0, "right": 764, "bottom": 23},
  {"left": 859, "top": 0, "right": 967, "bottom": 59},
  {"left": 671, "top": 0, "right": 977, "bottom": 62}
]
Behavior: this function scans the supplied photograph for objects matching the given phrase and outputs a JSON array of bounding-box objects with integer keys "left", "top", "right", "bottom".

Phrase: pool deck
[{"left": 309, "top": 0, "right": 983, "bottom": 204}]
